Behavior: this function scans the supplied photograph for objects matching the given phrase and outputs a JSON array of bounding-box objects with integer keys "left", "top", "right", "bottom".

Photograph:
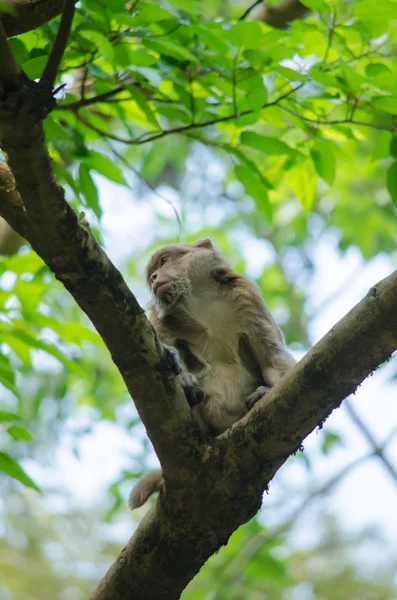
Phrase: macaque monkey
[{"left": 129, "top": 239, "right": 296, "bottom": 509}]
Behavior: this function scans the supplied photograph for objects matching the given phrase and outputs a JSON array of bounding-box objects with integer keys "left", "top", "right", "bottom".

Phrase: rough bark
[{"left": 1, "top": 0, "right": 63, "bottom": 37}]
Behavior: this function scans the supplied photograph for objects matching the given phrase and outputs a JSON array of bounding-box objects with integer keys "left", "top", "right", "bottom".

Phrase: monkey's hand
[
  {"left": 245, "top": 385, "right": 270, "bottom": 411},
  {"left": 162, "top": 344, "right": 205, "bottom": 407},
  {"left": 178, "top": 371, "right": 205, "bottom": 407}
]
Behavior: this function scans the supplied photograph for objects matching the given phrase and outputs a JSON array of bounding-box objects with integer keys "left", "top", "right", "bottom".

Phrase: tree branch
[
  {"left": 74, "top": 84, "right": 302, "bottom": 146},
  {"left": 40, "top": 0, "right": 76, "bottom": 90},
  {"left": 345, "top": 402, "right": 397, "bottom": 485},
  {"left": 279, "top": 105, "right": 396, "bottom": 132},
  {"left": 0, "top": 21, "right": 21, "bottom": 84},
  {"left": 1, "top": 0, "right": 64, "bottom": 37}
]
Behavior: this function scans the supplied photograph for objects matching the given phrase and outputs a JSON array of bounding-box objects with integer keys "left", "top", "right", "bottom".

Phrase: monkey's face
[{"left": 146, "top": 239, "right": 215, "bottom": 311}]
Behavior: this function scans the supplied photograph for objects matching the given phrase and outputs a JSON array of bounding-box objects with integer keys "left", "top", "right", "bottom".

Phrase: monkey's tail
[{"left": 128, "top": 469, "right": 164, "bottom": 510}]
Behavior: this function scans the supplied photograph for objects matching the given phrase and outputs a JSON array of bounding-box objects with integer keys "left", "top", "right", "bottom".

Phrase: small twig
[
  {"left": 0, "top": 21, "right": 21, "bottom": 83},
  {"left": 279, "top": 105, "right": 396, "bottom": 132},
  {"left": 346, "top": 402, "right": 397, "bottom": 486},
  {"left": 57, "top": 84, "right": 130, "bottom": 110},
  {"left": 40, "top": 0, "right": 77, "bottom": 90},
  {"left": 384, "top": 425, "right": 397, "bottom": 448},
  {"left": 76, "top": 83, "right": 303, "bottom": 146},
  {"left": 239, "top": 0, "right": 264, "bottom": 21}
]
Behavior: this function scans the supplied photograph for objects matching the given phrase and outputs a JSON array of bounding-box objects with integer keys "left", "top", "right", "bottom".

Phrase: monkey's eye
[{"left": 160, "top": 256, "right": 168, "bottom": 266}]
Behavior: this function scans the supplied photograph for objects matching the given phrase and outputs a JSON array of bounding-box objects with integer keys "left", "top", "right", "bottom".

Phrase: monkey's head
[{"left": 146, "top": 238, "right": 226, "bottom": 314}]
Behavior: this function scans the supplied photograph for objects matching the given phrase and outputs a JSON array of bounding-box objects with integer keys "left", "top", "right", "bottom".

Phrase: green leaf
[
  {"left": 194, "top": 25, "right": 230, "bottom": 55},
  {"left": 125, "top": 4, "right": 174, "bottom": 25},
  {"left": 289, "top": 162, "right": 318, "bottom": 211},
  {"left": 241, "top": 131, "right": 294, "bottom": 156},
  {"left": 300, "top": 0, "right": 329, "bottom": 9},
  {"left": 145, "top": 39, "right": 198, "bottom": 63},
  {"left": 0, "top": 353, "right": 19, "bottom": 397},
  {"left": 7, "top": 425, "right": 33, "bottom": 441},
  {"left": 8, "top": 38, "right": 28, "bottom": 63},
  {"left": 235, "top": 164, "right": 273, "bottom": 222},
  {"left": 372, "top": 96, "right": 397, "bottom": 115},
  {"left": 366, "top": 63, "right": 391, "bottom": 78},
  {"left": 78, "top": 29, "right": 115, "bottom": 62},
  {"left": 276, "top": 65, "right": 306, "bottom": 82},
  {"left": 0, "top": 410, "right": 21, "bottom": 421},
  {"left": 355, "top": 0, "right": 397, "bottom": 21},
  {"left": 223, "top": 22, "right": 264, "bottom": 49},
  {"left": 129, "top": 86, "right": 160, "bottom": 129},
  {"left": 386, "top": 161, "right": 397, "bottom": 205},
  {"left": 340, "top": 62, "right": 364, "bottom": 94},
  {"left": 22, "top": 56, "right": 48, "bottom": 79},
  {"left": 84, "top": 152, "right": 127, "bottom": 185},
  {"left": 237, "top": 76, "right": 268, "bottom": 111},
  {"left": 43, "top": 116, "right": 69, "bottom": 141},
  {"left": 310, "top": 142, "right": 336, "bottom": 185},
  {"left": 129, "top": 51, "right": 158, "bottom": 67},
  {"left": 0, "top": 452, "right": 40, "bottom": 490},
  {"left": 390, "top": 137, "right": 397, "bottom": 158},
  {"left": 372, "top": 130, "right": 392, "bottom": 160},
  {"left": 321, "top": 431, "right": 343, "bottom": 454},
  {"left": 229, "top": 147, "right": 274, "bottom": 190},
  {"left": 79, "top": 164, "right": 101, "bottom": 218}
]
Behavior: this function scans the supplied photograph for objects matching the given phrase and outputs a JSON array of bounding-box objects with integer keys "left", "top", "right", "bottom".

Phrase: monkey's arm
[{"left": 237, "top": 283, "right": 296, "bottom": 407}]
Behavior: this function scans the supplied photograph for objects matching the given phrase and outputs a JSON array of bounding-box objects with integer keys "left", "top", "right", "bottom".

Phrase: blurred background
[{"left": 1, "top": 0, "right": 397, "bottom": 598}]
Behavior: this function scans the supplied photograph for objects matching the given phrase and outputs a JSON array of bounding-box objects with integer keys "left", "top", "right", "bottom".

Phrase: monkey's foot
[
  {"left": 245, "top": 385, "right": 270, "bottom": 410},
  {"left": 178, "top": 372, "right": 205, "bottom": 407}
]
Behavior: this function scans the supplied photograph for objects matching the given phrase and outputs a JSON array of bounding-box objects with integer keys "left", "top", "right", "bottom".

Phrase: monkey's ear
[{"left": 193, "top": 238, "right": 213, "bottom": 250}]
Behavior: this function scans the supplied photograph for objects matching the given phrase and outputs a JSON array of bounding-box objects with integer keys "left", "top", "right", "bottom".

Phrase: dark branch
[
  {"left": 75, "top": 84, "right": 302, "bottom": 145},
  {"left": 345, "top": 402, "right": 397, "bottom": 485},
  {"left": 0, "top": 21, "right": 21, "bottom": 84},
  {"left": 56, "top": 84, "right": 130, "bottom": 110},
  {"left": 1, "top": 0, "right": 64, "bottom": 37},
  {"left": 40, "top": 0, "right": 76, "bottom": 90},
  {"left": 279, "top": 105, "right": 396, "bottom": 132},
  {"left": 239, "top": 0, "right": 264, "bottom": 21}
]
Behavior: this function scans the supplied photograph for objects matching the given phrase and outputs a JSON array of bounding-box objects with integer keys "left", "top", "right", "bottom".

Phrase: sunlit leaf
[
  {"left": 7, "top": 425, "right": 33, "bottom": 441},
  {"left": 235, "top": 164, "right": 273, "bottom": 222},
  {"left": 289, "top": 162, "right": 318, "bottom": 211},
  {"left": 310, "top": 142, "right": 336, "bottom": 185},
  {"left": 84, "top": 152, "right": 127, "bottom": 185},
  {"left": 79, "top": 164, "right": 101, "bottom": 218},
  {"left": 0, "top": 452, "right": 40, "bottom": 491},
  {"left": 43, "top": 117, "right": 69, "bottom": 141},
  {"left": 372, "top": 96, "right": 397, "bottom": 115}
]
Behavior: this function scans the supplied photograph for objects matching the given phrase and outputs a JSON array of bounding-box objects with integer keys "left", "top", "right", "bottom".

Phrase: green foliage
[{"left": 6, "top": 0, "right": 395, "bottom": 222}]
